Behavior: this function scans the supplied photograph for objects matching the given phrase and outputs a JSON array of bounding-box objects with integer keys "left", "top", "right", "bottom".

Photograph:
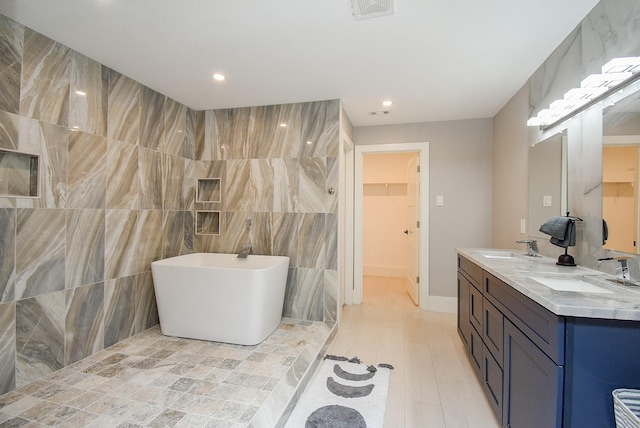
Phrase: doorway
[{"left": 352, "top": 142, "right": 429, "bottom": 309}]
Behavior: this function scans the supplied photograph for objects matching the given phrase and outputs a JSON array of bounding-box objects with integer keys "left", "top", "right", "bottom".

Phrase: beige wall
[
  {"left": 492, "top": 85, "right": 530, "bottom": 250},
  {"left": 353, "top": 119, "right": 493, "bottom": 298}
]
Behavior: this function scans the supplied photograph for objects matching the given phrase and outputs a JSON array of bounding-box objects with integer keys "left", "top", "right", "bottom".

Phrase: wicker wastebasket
[{"left": 613, "top": 389, "right": 640, "bottom": 428}]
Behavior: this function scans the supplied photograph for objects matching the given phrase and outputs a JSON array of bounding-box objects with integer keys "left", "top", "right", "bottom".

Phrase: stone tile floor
[{"left": 0, "top": 319, "right": 330, "bottom": 427}]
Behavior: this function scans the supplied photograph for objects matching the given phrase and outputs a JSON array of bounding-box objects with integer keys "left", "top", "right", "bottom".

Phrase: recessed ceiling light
[
  {"left": 212, "top": 73, "right": 226, "bottom": 81},
  {"left": 382, "top": 100, "right": 392, "bottom": 107}
]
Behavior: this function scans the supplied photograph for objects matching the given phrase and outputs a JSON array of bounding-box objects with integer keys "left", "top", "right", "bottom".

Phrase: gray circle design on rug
[
  {"left": 305, "top": 404, "right": 367, "bottom": 428},
  {"left": 326, "top": 377, "right": 375, "bottom": 398},
  {"left": 333, "top": 364, "right": 376, "bottom": 382}
]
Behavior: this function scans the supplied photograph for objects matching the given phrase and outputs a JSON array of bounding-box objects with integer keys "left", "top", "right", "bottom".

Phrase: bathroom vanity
[{"left": 456, "top": 248, "right": 640, "bottom": 428}]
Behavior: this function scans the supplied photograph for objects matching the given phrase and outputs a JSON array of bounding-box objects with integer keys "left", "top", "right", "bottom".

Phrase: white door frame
[
  {"left": 339, "top": 133, "right": 355, "bottom": 314},
  {"left": 353, "top": 142, "right": 430, "bottom": 310}
]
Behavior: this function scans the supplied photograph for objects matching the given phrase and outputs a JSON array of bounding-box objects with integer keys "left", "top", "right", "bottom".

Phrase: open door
[{"left": 405, "top": 153, "right": 420, "bottom": 305}]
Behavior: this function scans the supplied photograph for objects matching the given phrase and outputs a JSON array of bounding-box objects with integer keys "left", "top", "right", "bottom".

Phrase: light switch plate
[{"left": 436, "top": 195, "right": 444, "bottom": 206}]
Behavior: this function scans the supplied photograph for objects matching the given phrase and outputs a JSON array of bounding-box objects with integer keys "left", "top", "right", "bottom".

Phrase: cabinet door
[
  {"left": 469, "top": 282, "right": 483, "bottom": 334},
  {"left": 503, "top": 320, "right": 563, "bottom": 428},
  {"left": 483, "top": 344, "right": 503, "bottom": 424},
  {"left": 484, "top": 297, "right": 503, "bottom": 367},
  {"left": 457, "top": 271, "right": 471, "bottom": 350}
]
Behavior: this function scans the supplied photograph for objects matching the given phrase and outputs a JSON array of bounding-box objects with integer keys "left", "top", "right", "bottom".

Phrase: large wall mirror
[
  {"left": 528, "top": 131, "right": 568, "bottom": 238},
  {"left": 602, "top": 90, "right": 640, "bottom": 254}
]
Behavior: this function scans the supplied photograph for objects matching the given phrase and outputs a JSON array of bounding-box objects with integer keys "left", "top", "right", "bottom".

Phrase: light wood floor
[{"left": 328, "top": 276, "right": 501, "bottom": 428}]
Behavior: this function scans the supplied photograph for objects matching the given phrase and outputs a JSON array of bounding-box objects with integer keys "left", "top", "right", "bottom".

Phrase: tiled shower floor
[{"left": 0, "top": 319, "right": 335, "bottom": 428}]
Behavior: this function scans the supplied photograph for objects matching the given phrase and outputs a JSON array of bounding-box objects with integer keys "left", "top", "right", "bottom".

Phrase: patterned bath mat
[{"left": 284, "top": 355, "right": 394, "bottom": 428}]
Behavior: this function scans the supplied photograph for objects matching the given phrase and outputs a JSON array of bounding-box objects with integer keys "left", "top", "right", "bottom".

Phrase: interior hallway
[{"left": 328, "top": 276, "right": 501, "bottom": 428}]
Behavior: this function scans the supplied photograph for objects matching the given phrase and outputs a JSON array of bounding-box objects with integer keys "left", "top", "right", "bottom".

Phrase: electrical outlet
[{"left": 520, "top": 219, "right": 526, "bottom": 234}]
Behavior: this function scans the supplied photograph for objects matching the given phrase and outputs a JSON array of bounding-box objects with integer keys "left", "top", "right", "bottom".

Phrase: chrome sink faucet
[
  {"left": 237, "top": 245, "right": 251, "bottom": 259},
  {"left": 516, "top": 240, "right": 539, "bottom": 257}
]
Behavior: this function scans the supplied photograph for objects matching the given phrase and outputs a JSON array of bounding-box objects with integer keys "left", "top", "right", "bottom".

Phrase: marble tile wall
[
  {"left": 0, "top": 14, "right": 193, "bottom": 395},
  {"left": 0, "top": 13, "right": 341, "bottom": 397},
  {"left": 528, "top": 0, "right": 640, "bottom": 267},
  {"left": 194, "top": 100, "right": 340, "bottom": 324}
]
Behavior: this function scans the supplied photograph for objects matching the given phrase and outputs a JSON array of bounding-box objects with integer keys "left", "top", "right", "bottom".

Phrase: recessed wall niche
[
  {"left": 195, "top": 210, "right": 221, "bottom": 235},
  {"left": 196, "top": 178, "right": 221, "bottom": 203},
  {"left": 0, "top": 149, "right": 39, "bottom": 197}
]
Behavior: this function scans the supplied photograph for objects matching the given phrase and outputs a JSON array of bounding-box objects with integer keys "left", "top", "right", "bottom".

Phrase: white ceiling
[{"left": 0, "top": 0, "right": 600, "bottom": 126}]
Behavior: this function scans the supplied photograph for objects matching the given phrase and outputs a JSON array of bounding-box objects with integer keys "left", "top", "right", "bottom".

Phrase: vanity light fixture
[
  {"left": 528, "top": 56, "right": 640, "bottom": 128},
  {"left": 212, "top": 73, "right": 226, "bottom": 81}
]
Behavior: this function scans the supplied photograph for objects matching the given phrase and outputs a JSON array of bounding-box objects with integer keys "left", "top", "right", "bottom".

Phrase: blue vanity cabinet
[
  {"left": 503, "top": 319, "right": 564, "bottom": 428},
  {"left": 562, "top": 317, "right": 640, "bottom": 428},
  {"left": 457, "top": 270, "right": 471, "bottom": 351}
]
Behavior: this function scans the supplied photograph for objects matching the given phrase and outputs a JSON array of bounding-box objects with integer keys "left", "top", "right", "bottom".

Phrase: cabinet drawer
[
  {"left": 470, "top": 327, "right": 483, "bottom": 379},
  {"left": 469, "top": 283, "right": 483, "bottom": 334},
  {"left": 483, "top": 297, "right": 503, "bottom": 367},
  {"left": 458, "top": 255, "right": 483, "bottom": 287},
  {"left": 484, "top": 272, "right": 564, "bottom": 364},
  {"left": 483, "top": 344, "right": 503, "bottom": 424}
]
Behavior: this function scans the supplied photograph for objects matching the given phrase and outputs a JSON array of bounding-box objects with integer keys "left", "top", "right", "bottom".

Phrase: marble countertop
[{"left": 456, "top": 248, "right": 640, "bottom": 321}]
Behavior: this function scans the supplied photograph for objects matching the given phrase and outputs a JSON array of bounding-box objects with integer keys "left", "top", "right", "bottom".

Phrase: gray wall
[
  {"left": 353, "top": 119, "right": 493, "bottom": 298},
  {"left": 493, "top": 0, "right": 640, "bottom": 265}
]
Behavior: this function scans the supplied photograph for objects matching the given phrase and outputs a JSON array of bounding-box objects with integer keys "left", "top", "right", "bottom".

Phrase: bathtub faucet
[{"left": 237, "top": 245, "right": 252, "bottom": 259}]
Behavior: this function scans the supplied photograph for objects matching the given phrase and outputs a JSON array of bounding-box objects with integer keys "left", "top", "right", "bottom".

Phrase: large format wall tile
[
  {"left": 17, "top": 117, "right": 68, "bottom": 208},
  {"left": 69, "top": 52, "right": 108, "bottom": 136},
  {"left": 66, "top": 209, "right": 104, "bottom": 288},
  {"left": 104, "top": 209, "right": 137, "bottom": 280},
  {"left": 16, "top": 291, "right": 65, "bottom": 387},
  {"left": 134, "top": 271, "right": 158, "bottom": 334},
  {"left": 0, "top": 208, "right": 15, "bottom": 303},
  {"left": 0, "top": 110, "right": 19, "bottom": 150},
  {"left": 163, "top": 97, "right": 186, "bottom": 156},
  {"left": 298, "top": 213, "right": 325, "bottom": 269},
  {"left": 272, "top": 158, "right": 299, "bottom": 213},
  {"left": 107, "top": 70, "right": 139, "bottom": 144},
  {"left": 103, "top": 276, "right": 136, "bottom": 348},
  {"left": 162, "top": 154, "right": 185, "bottom": 211},
  {"left": 15, "top": 208, "right": 65, "bottom": 299},
  {"left": 107, "top": 138, "right": 138, "bottom": 209},
  {"left": 134, "top": 210, "right": 163, "bottom": 273},
  {"left": 139, "top": 86, "right": 165, "bottom": 150},
  {"left": 208, "top": 108, "right": 251, "bottom": 160},
  {"left": 225, "top": 159, "right": 251, "bottom": 212},
  {"left": 323, "top": 269, "right": 338, "bottom": 323},
  {"left": 65, "top": 282, "right": 104, "bottom": 365},
  {"left": 20, "top": 29, "right": 70, "bottom": 127},
  {"left": 249, "top": 104, "right": 301, "bottom": 159},
  {"left": 0, "top": 302, "right": 15, "bottom": 394},
  {"left": 162, "top": 210, "right": 192, "bottom": 259},
  {"left": 138, "top": 147, "right": 162, "bottom": 210},
  {"left": 67, "top": 131, "right": 107, "bottom": 209},
  {"left": 298, "top": 157, "right": 326, "bottom": 213},
  {"left": 283, "top": 268, "right": 323, "bottom": 321},
  {"left": 0, "top": 15, "right": 23, "bottom": 115}
]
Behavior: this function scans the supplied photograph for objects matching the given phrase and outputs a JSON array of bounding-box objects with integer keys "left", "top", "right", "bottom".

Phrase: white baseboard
[
  {"left": 422, "top": 296, "right": 457, "bottom": 314},
  {"left": 363, "top": 265, "right": 406, "bottom": 278}
]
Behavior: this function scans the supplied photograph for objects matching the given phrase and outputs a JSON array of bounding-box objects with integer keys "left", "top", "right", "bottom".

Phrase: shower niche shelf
[
  {"left": 195, "top": 210, "right": 220, "bottom": 235},
  {"left": 0, "top": 149, "right": 39, "bottom": 198},
  {"left": 196, "top": 178, "right": 221, "bottom": 203}
]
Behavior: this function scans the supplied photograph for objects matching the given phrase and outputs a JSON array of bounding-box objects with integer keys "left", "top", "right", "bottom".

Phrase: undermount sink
[
  {"left": 527, "top": 274, "right": 614, "bottom": 294},
  {"left": 476, "top": 250, "right": 520, "bottom": 259}
]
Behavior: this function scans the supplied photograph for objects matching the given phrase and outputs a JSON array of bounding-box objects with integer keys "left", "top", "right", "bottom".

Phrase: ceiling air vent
[
  {"left": 352, "top": 0, "right": 394, "bottom": 20},
  {"left": 369, "top": 110, "right": 390, "bottom": 116}
]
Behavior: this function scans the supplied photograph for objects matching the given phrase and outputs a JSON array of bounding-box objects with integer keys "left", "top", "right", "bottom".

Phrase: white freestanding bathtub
[{"left": 151, "top": 253, "right": 290, "bottom": 346}]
